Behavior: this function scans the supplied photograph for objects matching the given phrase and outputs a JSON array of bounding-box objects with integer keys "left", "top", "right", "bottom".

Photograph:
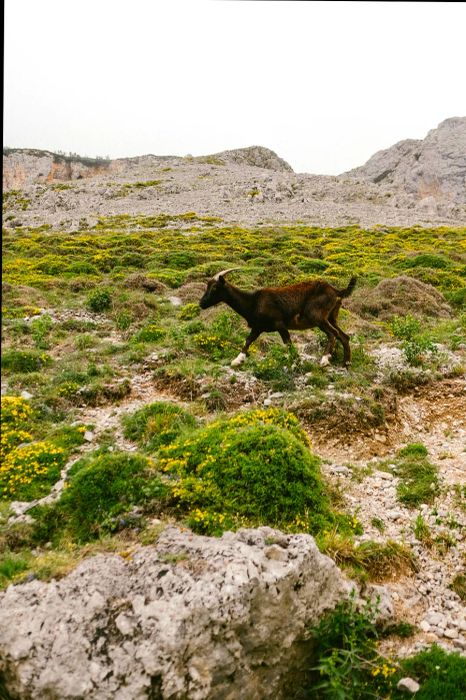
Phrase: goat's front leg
[
  {"left": 231, "top": 328, "right": 261, "bottom": 367},
  {"left": 278, "top": 328, "right": 292, "bottom": 345}
]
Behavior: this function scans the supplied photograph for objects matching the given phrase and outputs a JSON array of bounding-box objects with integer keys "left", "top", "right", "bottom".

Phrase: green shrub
[
  {"left": 402, "top": 254, "right": 452, "bottom": 270},
  {"left": 1, "top": 441, "right": 66, "bottom": 501},
  {"left": 449, "top": 573, "right": 466, "bottom": 601},
  {"left": 0, "top": 550, "right": 31, "bottom": 588},
  {"left": 178, "top": 303, "right": 201, "bottom": 320},
  {"left": 159, "top": 408, "right": 330, "bottom": 535},
  {"left": 86, "top": 288, "right": 112, "bottom": 312},
  {"left": 304, "top": 604, "right": 466, "bottom": 699},
  {"left": 390, "top": 314, "right": 421, "bottom": 340},
  {"left": 306, "top": 593, "right": 396, "bottom": 699},
  {"left": 122, "top": 402, "right": 197, "bottom": 452},
  {"left": 30, "top": 314, "right": 53, "bottom": 349},
  {"left": 67, "top": 261, "right": 99, "bottom": 275},
  {"left": 392, "top": 645, "right": 466, "bottom": 699},
  {"left": 132, "top": 324, "right": 166, "bottom": 343},
  {"left": 250, "top": 344, "right": 302, "bottom": 390},
  {"left": 32, "top": 452, "right": 167, "bottom": 543},
  {"left": 1, "top": 349, "right": 51, "bottom": 373},
  {"left": 395, "top": 443, "right": 439, "bottom": 506},
  {"left": 295, "top": 257, "right": 329, "bottom": 274}
]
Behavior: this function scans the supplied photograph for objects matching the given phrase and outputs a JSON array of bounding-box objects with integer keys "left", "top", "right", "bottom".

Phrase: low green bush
[
  {"left": 122, "top": 402, "right": 197, "bottom": 452},
  {"left": 132, "top": 324, "right": 166, "bottom": 343},
  {"left": 32, "top": 451, "right": 167, "bottom": 543},
  {"left": 178, "top": 303, "right": 200, "bottom": 321},
  {"left": 393, "top": 645, "right": 466, "bottom": 699},
  {"left": 0, "top": 550, "right": 31, "bottom": 588},
  {"left": 1, "top": 349, "right": 51, "bottom": 373},
  {"left": 159, "top": 408, "right": 330, "bottom": 535},
  {"left": 86, "top": 288, "right": 112, "bottom": 312},
  {"left": 305, "top": 594, "right": 394, "bottom": 699},
  {"left": 301, "top": 600, "right": 466, "bottom": 699},
  {"left": 395, "top": 443, "right": 439, "bottom": 506}
]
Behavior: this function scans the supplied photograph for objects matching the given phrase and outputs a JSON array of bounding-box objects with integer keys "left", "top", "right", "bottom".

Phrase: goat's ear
[{"left": 218, "top": 275, "right": 226, "bottom": 286}]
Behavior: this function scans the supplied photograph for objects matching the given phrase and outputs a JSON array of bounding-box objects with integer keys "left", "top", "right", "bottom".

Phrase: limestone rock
[
  {"left": 344, "top": 117, "right": 466, "bottom": 203},
  {"left": 211, "top": 146, "right": 294, "bottom": 172},
  {"left": 0, "top": 526, "right": 351, "bottom": 700},
  {"left": 397, "top": 677, "right": 421, "bottom": 693}
]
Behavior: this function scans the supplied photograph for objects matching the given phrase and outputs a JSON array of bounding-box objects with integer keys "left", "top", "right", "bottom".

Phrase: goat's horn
[{"left": 212, "top": 267, "right": 241, "bottom": 281}]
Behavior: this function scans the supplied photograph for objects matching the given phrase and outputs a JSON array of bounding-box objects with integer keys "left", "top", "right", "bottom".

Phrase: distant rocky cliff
[
  {"left": 344, "top": 117, "right": 466, "bottom": 203},
  {"left": 3, "top": 119, "right": 466, "bottom": 228},
  {"left": 2, "top": 146, "right": 292, "bottom": 191}
]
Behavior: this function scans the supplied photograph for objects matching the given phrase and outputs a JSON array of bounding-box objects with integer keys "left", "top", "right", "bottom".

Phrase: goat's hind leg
[
  {"left": 321, "top": 318, "right": 351, "bottom": 367},
  {"left": 320, "top": 331, "right": 336, "bottom": 367}
]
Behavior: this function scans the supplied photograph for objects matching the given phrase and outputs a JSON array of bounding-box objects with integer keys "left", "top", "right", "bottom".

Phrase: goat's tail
[{"left": 337, "top": 276, "right": 357, "bottom": 298}]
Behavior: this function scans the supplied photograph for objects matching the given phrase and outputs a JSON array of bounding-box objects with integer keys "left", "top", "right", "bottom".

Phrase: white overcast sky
[{"left": 4, "top": 0, "right": 466, "bottom": 174}]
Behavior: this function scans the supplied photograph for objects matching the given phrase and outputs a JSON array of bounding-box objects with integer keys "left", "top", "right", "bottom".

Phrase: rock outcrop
[
  {"left": 0, "top": 526, "right": 351, "bottom": 700},
  {"left": 344, "top": 117, "right": 466, "bottom": 204},
  {"left": 2, "top": 149, "right": 114, "bottom": 190},
  {"left": 210, "top": 146, "right": 294, "bottom": 172}
]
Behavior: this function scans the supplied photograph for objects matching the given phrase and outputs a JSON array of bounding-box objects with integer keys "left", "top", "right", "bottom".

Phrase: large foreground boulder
[{"left": 0, "top": 526, "right": 351, "bottom": 699}]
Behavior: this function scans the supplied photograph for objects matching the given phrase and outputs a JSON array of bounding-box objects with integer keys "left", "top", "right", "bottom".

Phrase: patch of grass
[
  {"left": 318, "top": 530, "right": 417, "bottom": 582},
  {"left": 371, "top": 516, "right": 386, "bottom": 533},
  {"left": 412, "top": 513, "right": 434, "bottom": 547},
  {"left": 304, "top": 593, "right": 397, "bottom": 699},
  {"left": 0, "top": 549, "right": 32, "bottom": 588},
  {"left": 394, "top": 443, "right": 440, "bottom": 507},
  {"left": 449, "top": 573, "right": 466, "bottom": 601},
  {"left": 381, "top": 621, "right": 417, "bottom": 638},
  {"left": 392, "top": 645, "right": 466, "bottom": 700},
  {"left": 300, "top": 602, "right": 466, "bottom": 700},
  {"left": 31, "top": 451, "right": 169, "bottom": 544},
  {"left": 1, "top": 349, "right": 51, "bottom": 373},
  {"left": 122, "top": 401, "right": 197, "bottom": 452},
  {"left": 86, "top": 288, "right": 112, "bottom": 312}
]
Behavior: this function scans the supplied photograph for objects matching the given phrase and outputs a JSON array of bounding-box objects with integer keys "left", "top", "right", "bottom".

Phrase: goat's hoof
[
  {"left": 231, "top": 352, "right": 247, "bottom": 367},
  {"left": 320, "top": 354, "right": 331, "bottom": 367}
]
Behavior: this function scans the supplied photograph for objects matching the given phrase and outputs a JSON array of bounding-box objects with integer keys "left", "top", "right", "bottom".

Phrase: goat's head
[{"left": 199, "top": 268, "right": 239, "bottom": 309}]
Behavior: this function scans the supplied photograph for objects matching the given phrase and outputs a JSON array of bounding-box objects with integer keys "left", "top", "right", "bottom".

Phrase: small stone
[
  {"left": 331, "top": 466, "right": 350, "bottom": 475},
  {"left": 377, "top": 471, "right": 393, "bottom": 480},
  {"left": 84, "top": 431, "right": 94, "bottom": 442},
  {"left": 20, "top": 390, "right": 33, "bottom": 400},
  {"left": 397, "top": 677, "right": 420, "bottom": 693},
  {"left": 443, "top": 627, "right": 458, "bottom": 639},
  {"left": 419, "top": 620, "right": 431, "bottom": 633}
]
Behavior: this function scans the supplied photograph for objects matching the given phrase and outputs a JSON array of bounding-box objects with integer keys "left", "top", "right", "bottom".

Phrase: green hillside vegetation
[{"left": 1, "top": 214, "right": 465, "bottom": 694}]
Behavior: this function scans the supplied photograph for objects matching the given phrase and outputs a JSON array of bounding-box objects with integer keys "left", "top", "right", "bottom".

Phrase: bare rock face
[
  {"left": 344, "top": 117, "right": 466, "bottom": 203},
  {"left": 211, "top": 146, "right": 294, "bottom": 172},
  {"left": 2, "top": 149, "right": 114, "bottom": 190},
  {"left": 0, "top": 526, "right": 351, "bottom": 700}
]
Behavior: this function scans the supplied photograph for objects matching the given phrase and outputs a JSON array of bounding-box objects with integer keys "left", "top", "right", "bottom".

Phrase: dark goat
[{"left": 199, "top": 269, "right": 357, "bottom": 367}]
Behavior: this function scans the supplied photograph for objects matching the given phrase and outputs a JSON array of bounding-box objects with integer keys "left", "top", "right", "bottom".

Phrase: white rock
[
  {"left": 0, "top": 526, "right": 351, "bottom": 700},
  {"left": 397, "top": 677, "right": 420, "bottom": 693}
]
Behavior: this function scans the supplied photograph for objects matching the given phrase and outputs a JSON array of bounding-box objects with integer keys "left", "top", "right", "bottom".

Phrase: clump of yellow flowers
[{"left": 1, "top": 396, "right": 65, "bottom": 501}]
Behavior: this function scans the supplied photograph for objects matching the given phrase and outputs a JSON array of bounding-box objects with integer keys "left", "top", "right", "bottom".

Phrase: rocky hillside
[
  {"left": 344, "top": 117, "right": 466, "bottom": 204},
  {"left": 3, "top": 119, "right": 466, "bottom": 229},
  {"left": 1, "top": 121, "right": 465, "bottom": 698}
]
